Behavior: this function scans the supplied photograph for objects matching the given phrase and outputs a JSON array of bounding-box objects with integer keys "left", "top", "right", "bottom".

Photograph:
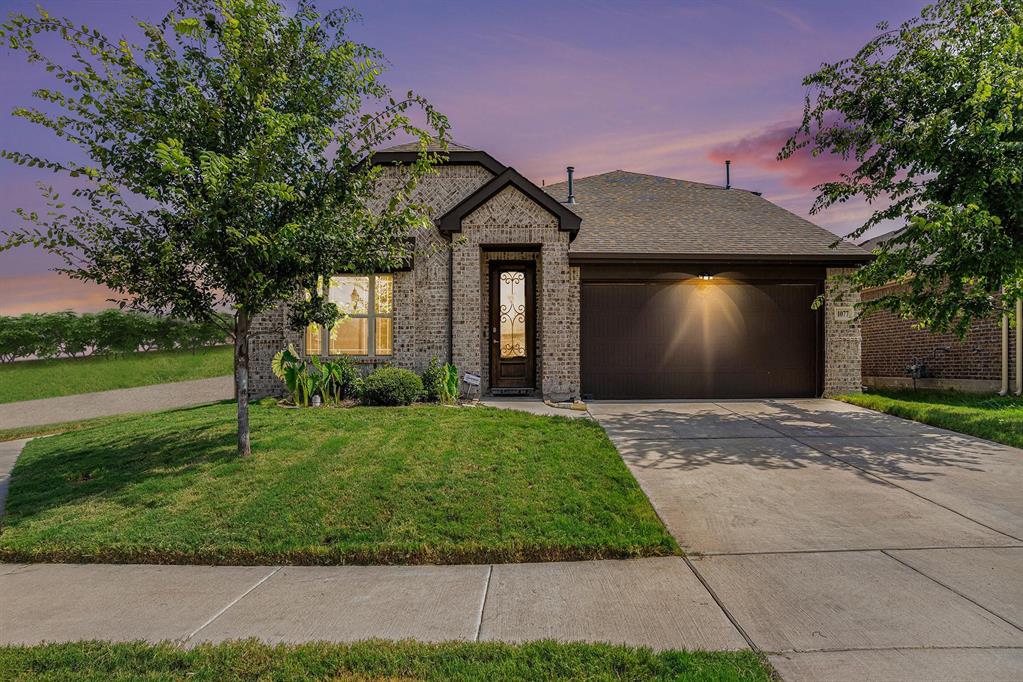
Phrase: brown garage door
[{"left": 581, "top": 280, "right": 821, "bottom": 399}]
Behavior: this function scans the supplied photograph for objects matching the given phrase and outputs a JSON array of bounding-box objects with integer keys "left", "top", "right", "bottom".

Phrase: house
[
  {"left": 249, "top": 142, "right": 871, "bottom": 401},
  {"left": 859, "top": 229, "right": 1020, "bottom": 393}
]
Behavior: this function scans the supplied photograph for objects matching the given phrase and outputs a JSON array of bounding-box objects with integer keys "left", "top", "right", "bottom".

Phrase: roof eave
[
  {"left": 568, "top": 251, "right": 873, "bottom": 266},
  {"left": 368, "top": 150, "right": 506, "bottom": 176}
]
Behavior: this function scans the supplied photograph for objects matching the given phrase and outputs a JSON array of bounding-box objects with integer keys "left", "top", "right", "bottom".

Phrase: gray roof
[
  {"left": 543, "top": 170, "right": 869, "bottom": 261},
  {"left": 379, "top": 139, "right": 476, "bottom": 153},
  {"left": 858, "top": 228, "right": 903, "bottom": 252}
]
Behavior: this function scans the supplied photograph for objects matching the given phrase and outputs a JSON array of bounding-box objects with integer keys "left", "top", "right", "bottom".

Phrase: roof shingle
[
  {"left": 378, "top": 139, "right": 477, "bottom": 153},
  {"left": 543, "top": 170, "right": 868, "bottom": 261}
]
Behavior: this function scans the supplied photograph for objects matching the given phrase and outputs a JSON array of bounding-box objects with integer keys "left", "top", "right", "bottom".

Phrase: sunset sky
[{"left": 0, "top": 0, "right": 927, "bottom": 314}]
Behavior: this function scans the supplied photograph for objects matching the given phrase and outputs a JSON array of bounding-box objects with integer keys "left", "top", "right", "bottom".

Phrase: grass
[
  {"left": 838, "top": 389, "right": 1023, "bottom": 448},
  {"left": 0, "top": 346, "right": 232, "bottom": 403},
  {"left": 0, "top": 414, "right": 127, "bottom": 443},
  {"left": 0, "top": 640, "right": 771, "bottom": 681},
  {"left": 0, "top": 402, "right": 678, "bottom": 565}
]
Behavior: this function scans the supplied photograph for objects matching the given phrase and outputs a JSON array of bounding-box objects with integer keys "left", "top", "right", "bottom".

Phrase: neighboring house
[
  {"left": 859, "top": 229, "right": 1019, "bottom": 393},
  {"left": 249, "top": 142, "right": 870, "bottom": 401}
]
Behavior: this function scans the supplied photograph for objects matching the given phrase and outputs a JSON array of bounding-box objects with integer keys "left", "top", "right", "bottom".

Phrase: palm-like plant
[{"left": 272, "top": 344, "right": 307, "bottom": 405}]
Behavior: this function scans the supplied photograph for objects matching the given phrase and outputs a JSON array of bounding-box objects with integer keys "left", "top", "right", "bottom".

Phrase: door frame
[{"left": 488, "top": 260, "right": 537, "bottom": 391}]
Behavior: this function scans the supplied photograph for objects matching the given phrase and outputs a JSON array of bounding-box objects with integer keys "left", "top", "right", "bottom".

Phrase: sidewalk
[
  {"left": 0, "top": 559, "right": 747, "bottom": 651},
  {"left": 0, "top": 376, "right": 234, "bottom": 429}
]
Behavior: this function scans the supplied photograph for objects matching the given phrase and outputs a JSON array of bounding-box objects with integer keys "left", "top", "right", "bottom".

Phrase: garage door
[{"left": 581, "top": 281, "right": 821, "bottom": 399}]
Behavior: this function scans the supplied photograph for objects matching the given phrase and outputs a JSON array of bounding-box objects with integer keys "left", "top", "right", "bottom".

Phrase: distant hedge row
[{"left": 0, "top": 310, "right": 232, "bottom": 363}]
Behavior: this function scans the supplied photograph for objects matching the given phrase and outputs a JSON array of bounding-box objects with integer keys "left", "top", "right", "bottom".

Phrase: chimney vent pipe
[
  {"left": 725, "top": 160, "right": 731, "bottom": 190},
  {"left": 566, "top": 166, "right": 576, "bottom": 204}
]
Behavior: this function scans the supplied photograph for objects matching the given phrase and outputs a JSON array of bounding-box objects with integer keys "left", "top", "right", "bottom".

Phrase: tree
[
  {"left": 0, "top": 0, "right": 448, "bottom": 454},
  {"left": 781, "top": 0, "right": 1023, "bottom": 335}
]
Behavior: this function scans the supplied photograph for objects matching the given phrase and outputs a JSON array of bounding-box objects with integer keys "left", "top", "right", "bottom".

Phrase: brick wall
[
  {"left": 454, "top": 185, "right": 581, "bottom": 400},
  {"left": 824, "top": 267, "right": 862, "bottom": 396},
  {"left": 247, "top": 164, "right": 493, "bottom": 400},
  {"left": 861, "top": 283, "right": 1016, "bottom": 391}
]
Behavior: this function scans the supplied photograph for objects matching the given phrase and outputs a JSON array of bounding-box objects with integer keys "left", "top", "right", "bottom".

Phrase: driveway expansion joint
[
  {"left": 880, "top": 549, "right": 1023, "bottom": 635},
  {"left": 712, "top": 401, "right": 1023, "bottom": 545},
  {"left": 680, "top": 556, "right": 759, "bottom": 652}
]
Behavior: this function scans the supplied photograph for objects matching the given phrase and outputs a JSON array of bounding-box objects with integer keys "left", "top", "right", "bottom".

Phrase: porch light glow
[{"left": 699, "top": 274, "right": 714, "bottom": 280}]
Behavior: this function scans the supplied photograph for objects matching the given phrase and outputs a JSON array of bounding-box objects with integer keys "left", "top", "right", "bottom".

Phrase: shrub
[
  {"left": 420, "top": 357, "right": 444, "bottom": 402},
  {"left": 0, "top": 315, "right": 40, "bottom": 362},
  {"left": 0, "top": 310, "right": 231, "bottom": 362},
  {"left": 360, "top": 367, "right": 423, "bottom": 406}
]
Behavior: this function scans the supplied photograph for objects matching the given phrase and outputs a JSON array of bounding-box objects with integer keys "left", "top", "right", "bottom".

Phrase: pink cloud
[
  {"left": 706, "top": 119, "right": 857, "bottom": 192},
  {"left": 0, "top": 273, "right": 118, "bottom": 315}
]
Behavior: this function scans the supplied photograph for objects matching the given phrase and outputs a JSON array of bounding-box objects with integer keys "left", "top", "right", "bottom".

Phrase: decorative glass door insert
[{"left": 499, "top": 270, "right": 527, "bottom": 359}]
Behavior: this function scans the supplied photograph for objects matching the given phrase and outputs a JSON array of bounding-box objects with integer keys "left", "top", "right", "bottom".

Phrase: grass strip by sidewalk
[
  {"left": 0, "top": 346, "right": 232, "bottom": 404},
  {"left": 0, "top": 415, "right": 127, "bottom": 442},
  {"left": 0, "top": 640, "right": 771, "bottom": 681},
  {"left": 0, "top": 402, "right": 678, "bottom": 565},
  {"left": 838, "top": 389, "right": 1023, "bottom": 449}
]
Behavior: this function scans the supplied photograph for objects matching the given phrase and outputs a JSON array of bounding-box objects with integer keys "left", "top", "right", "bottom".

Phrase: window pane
[
  {"left": 329, "top": 276, "right": 369, "bottom": 314},
  {"left": 499, "top": 270, "right": 527, "bottom": 359},
  {"left": 304, "top": 323, "right": 321, "bottom": 356},
  {"left": 303, "top": 276, "right": 324, "bottom": 302},
  {"left": 329, "top": 317, "right": 368, "bottom": 355},
  {"left": 375, "top": 317, "right": 393, "bottom": 356},
  {"left": 375, "top": 274, "right": 393, "bottom": 314}
]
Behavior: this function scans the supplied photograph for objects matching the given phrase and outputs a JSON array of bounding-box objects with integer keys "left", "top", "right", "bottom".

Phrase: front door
[{"left": 489, "top": 262, "right": 536, "bottom": 390}]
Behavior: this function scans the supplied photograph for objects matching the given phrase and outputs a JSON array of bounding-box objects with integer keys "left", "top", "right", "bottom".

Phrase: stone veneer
[{"left": 823, "top": 267, "right": 862, "bottom": 396}]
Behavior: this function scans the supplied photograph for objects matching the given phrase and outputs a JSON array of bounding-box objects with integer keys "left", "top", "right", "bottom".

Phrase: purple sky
[{"left": 0, "top": 0, "right": 926, "bottom": 313}]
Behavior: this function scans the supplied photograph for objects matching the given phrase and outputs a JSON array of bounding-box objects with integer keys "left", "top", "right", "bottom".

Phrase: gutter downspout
[
  {"left": 447, "top": 245, "right": 454, "bottom": 365},
  {"left": 1016, "top": 298, "right": 1022, "bottom": 395},
  {"left": 1000, "top": 303, "right": 1010, "bottom": 396}
]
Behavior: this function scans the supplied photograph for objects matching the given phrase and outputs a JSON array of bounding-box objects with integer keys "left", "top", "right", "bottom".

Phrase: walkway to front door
[{"left": 590, "top": 398, "right": 1023, "bottom": 680}]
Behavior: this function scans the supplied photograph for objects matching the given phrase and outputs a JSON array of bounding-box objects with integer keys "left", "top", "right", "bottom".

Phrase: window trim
[{"left": 306, "top": 273, "right": 394, "bottom": 359}]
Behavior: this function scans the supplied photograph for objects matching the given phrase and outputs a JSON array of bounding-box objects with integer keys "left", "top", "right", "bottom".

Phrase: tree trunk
[{"left": 234, "top": 309, "right": 252, "bottom": 457}]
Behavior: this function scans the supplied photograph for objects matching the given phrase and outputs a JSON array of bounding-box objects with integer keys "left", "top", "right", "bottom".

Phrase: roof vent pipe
[
  {"left": 566, "top": 166, "right": 576, "bottom": 204},
  {"left": 725, "top": 160, "right": 731, "bottom": 190}
]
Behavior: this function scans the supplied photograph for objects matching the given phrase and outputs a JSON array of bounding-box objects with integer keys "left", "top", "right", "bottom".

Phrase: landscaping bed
[
  {"left": 0, "top": 402, "right": 677, "bottom": 565},
  {"left": 838, "top": 389, "right": 1023, "bottom": 448},
  {"left": 0, "top": 346, "right": 232, "bottom": 404},
  {"left": 0, "top": 640, "right": 771, "bottom": 681}
]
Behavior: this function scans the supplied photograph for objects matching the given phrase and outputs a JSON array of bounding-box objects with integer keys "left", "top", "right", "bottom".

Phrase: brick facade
[
  {"left": 247, "top": 163, "right": 582, "bottom": 401},
  {"left": 860, "top": 283, "right": 1016, "bottom": 392},
  {"left": 453, "top": 185, "right": 581, "bottom": 400},
  {"left": 246, "top": 156, "right": 852, "bottom": 403},
  {"left": 824, "top": 267, "right": 862, "bottom": 396},
  {"left": 247, "top": 164, "right": 494, "bottom": 399}
]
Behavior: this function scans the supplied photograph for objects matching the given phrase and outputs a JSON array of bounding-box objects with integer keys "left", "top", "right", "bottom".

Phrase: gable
[
  {"left": 463, "top": 185, "right": 559, "bottom": 230},
  {"left": 437, "top": 168, "right": 581, "bottom": 235}
]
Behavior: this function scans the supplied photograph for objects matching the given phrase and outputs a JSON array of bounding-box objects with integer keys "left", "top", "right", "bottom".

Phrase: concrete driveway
[{"left": 590, "top": 399, "right": 1023, "bottom": 681}]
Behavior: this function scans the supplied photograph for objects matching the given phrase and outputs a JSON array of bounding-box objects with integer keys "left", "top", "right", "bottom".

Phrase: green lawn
[
  {"left": 0, "top": 402, "right": 678, "bottom": 565},
  {"left": 0, "top": 640, "right": 771, "bottom": 681},
  {"left": 839, "top": 389, "right": 1023, "bottom": 448},
  {"left": 0, "top": 346, "right": 232, "bottom": 404}
]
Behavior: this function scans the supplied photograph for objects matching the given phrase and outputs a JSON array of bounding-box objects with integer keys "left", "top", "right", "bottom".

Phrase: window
[{"left": 306, "top": 273, "right": 393, "bottom": 357}]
